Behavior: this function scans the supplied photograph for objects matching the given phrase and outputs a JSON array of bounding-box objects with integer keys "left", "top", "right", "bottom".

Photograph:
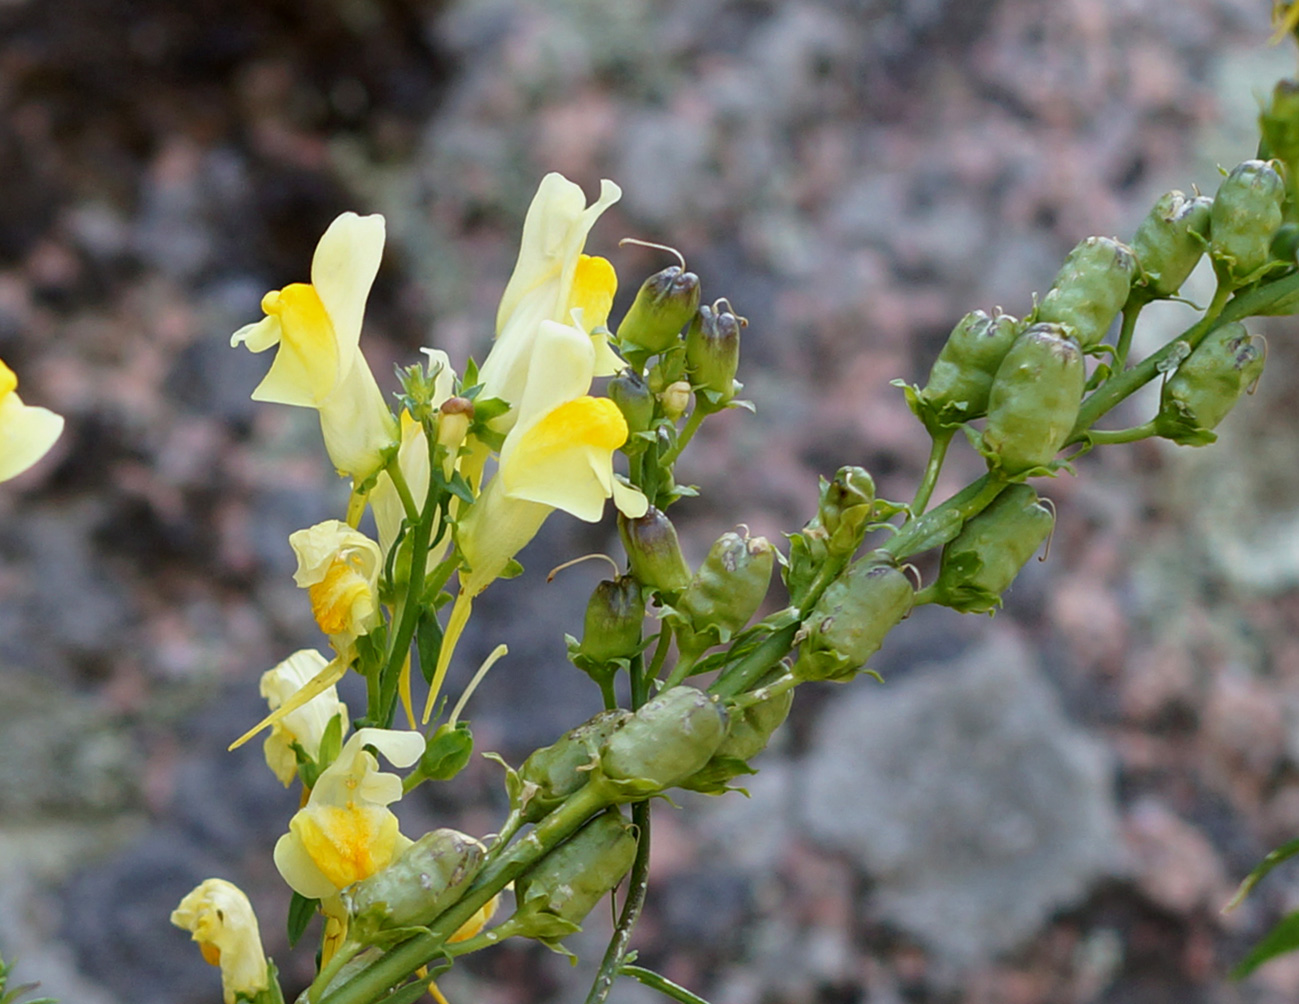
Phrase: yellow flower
[
  {"left": 171, "top": 879, "right": 269, "bottom": 1004},
  {"left": 425, "top": 319, "right": 648, "bottom": 722},
  {"left": 260, "top": 649, "right": 349, "bottom": 787},
  {"left": 478, "top": 174, "right": 624, "bottom": 421},
  {"left": 0, "top": 358, "right": 63, "bottom": 482},
  {"left": 273, "top": 728, "right": 426, "bottom": 899},
  {"left": 289, "top": 521, "right": 383, "bottom": 648},
  {"left": 231, "top": 212, "right": 398, "bottom": 482}
]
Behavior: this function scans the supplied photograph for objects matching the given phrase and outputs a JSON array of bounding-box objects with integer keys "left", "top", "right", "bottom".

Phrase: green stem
[
  {"left": 442, "top": 916, "right": 529, "bottom": 957},
  {"left": 308, "top": 941, "right": 364, "bottom": 1004},
  {"left": 583, "top": 800, "right": 653, "bottom": 1004},
  {"left": 659, "top": 406, "right": 707, "bottom": 469},
  {"left": 1086, "top": 421, "right": 1158, "bottom": 445},
  {"left": 319, "top": 783, "right": 614, "bottom": 1004},
  {"left": 643, "top": 630, "right": 671, "bottom": 695},
  {"left": 709, "top": 623, "right": 799, "bottom": 700},
  {"left": 882, "top": 473, "right": 1006, "bottom": 563},
  {"left": 384, "top": 457, "right": 421, "bottom": 525},
  {"left": 372, "top": 979, "right": 437, "bottom": 1004},
  {"left": 725, "top": 671, "right": 797, "bottom": 712},
  {"left": 910, "top": 426, "right": 955, "bottom": 515},
  {"left": 619, "top": 965, "right": 714, "bottom": 1004},
  {"left": 660, "top": 649, "right": 700, "bottom": 690},
  {"left": 1114, "top": 298, "right": 1145, "bottom": 370}
]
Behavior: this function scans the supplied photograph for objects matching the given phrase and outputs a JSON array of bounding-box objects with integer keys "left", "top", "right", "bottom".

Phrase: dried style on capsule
[
  {"left": 1035, "top": 236, "right": 1137, "bottom": 348},
  {"left": 932, "top": 484, "right": 1054, "bottom": 614},
  {"left": 576, "top": 575, "right": 645, "bottom": 667},
  {"left": 685, "top": 301, "right": 743, "bottom": 408},
  {"left": 616, "top": 266, "right": 702, "bottom": 357},
  {"left": 980, "top": 323, "right": 1085, "bottom": 475}
]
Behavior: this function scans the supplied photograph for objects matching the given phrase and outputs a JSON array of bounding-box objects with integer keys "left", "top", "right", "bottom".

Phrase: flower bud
[
  {"left": 601, "top": 686, "right": 727, "bottom": 789},
  {"left": 912, "top": 309, "right": 1022, "bottom": 427},
  {"left": 793, "top": 559, "right": 914, "bottom": 683},
  {"left": 659, "top": 379, "right": 692, "bottom": 421},
  {"left": 681, "top": 684, "right": 794, "bottom": 794},
  {"left": 577, "top": 575, "right": 645, "bottom": 666},
  {"left": 616, "top": 266, "right": 702, "bottom": 357},
  {"left": 932, "top": 484, "right": 1054, "bottom": 613},
  {"left": 685, "top": 302, "right": 742, "bottom": 408},
  {"left": 345, "top": 828, "right": 485, "bottom": 937},
  {"left": 518, "top": 709, "right": 632, "bottom": 822},
  {"left": 607, "top": 370, "right": 655, "bottom": 445},
  {"left": 618, "top": 506, "right": 692, "bottom": 598},
  {"left": 1210, "top": 159, "right": 1285, "bottom": 282},
  {"left": 820, "top": 466, "right": 876, "bottom": 543},
  {"left": 1130, "top": 191, "right": 1213, "bottom": 298},
  {"left": 980, "top": 323, "right": 1085, "bottom": 475},
  {"left": 674, "top": 532, "right": 775, "bottom": 653},
  {"left": 1035, "top": 236, "right": 1136, "bottom": 348},
  {"left": 511, "top": 810, "right": 638, "bottom": 941},
  {"left": 1155, "top": 321, "right": 1264, "bottom": 445},
  {"left": 437, "top": 396, "right": 474, "bottom": 453}
]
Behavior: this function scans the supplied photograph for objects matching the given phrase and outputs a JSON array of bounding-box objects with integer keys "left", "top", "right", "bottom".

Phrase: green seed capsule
[
  {"left": 1260, "top": 79, "right": 1299, "bottom": 167},
  {"left": 1210, "top": 159, "right": 1285, "bottom": 282},
  {"left": 932, "top": 484, "right": 1054, "bottom": 614},
  {"left": 1035, "top": 236, "right": 1136, "bottom": 348},
  {"left": 601, "top": 686, "right": 727, "bottom": 789},
  {"left": 681, "top": 683, "right": 794, "bottom": 794},
  {"left": 1155, "top": 321, "right": 1264, "bottom": 445},
  {"left": 608, "top": 370, "right": 655, "bottom": 444},
  {"left": 345, "top": 828, "right": 485, "bottom": 937},
  {"left": 577, "top": 575, "right": 645, "bottom": 667},
  {"left": 685, "top": 302, "right": 743, "bottom": 407},
  {"left": 675, "top": 532, "right": 775, "bottom": 651},
  {"left": 980, "top": 323, "right": 1085, "bottom": 475},
  {"left": 512, "top": 810, "right": 638, "bottom": 937},
  {"left": 618, "top": 506, "right": 692, "bottom": 598},
  {"left": 1131, "top": 191, "right": 1213, "bottom": 298},
  {"left": 792, "top": 559, "right": 914, "bottom": 683},
  {"left": 518, "top": 709, "right": 632, "bottom": 822},
  {"left": 616, "top": 266, "right": 702, "bottom": 357},
  {"left": 915, "top": 309, "right": 1022, "bottom": 425}
]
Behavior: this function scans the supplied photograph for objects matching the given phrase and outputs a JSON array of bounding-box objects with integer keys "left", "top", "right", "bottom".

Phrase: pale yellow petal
[
  {"left": 312, "top": 212, "right": 386, "bottom": 364},
  {"left": 291, "top": 802, "right": 402, "bottom": 889},
  {"left": 349, "top": 727, "right": 426, "bottom": 772},
  {"left": 230, "top": 314, "right": 282, "bottom": 352},
  {"left": 171, "top": 879, "right": 269, "bottom": 1004},
  {"left": 457, "top": 477, "right": 552, "bottom": 597},
  {"left": 503, "top": 320, "right": 596, "bottom": 452},
  {"left": 315, "top": 346, "right": 399, "bottom": 481},
  {"left": 612, "top": 477, "right": 650, "bottom": 519},
  {"left": 252, "top": 284, "right": 340, "bottom": 407},
  {"left": 567, "top": 255, "right": 617, "bottom": 329},
  {"left": 274, "top": 829, "right": 343, "bottom": 900},
  {"left": 0, "top": 393, "right": 63, "bottom": 482},
  {"left": 229, "top": 656, "right": 346, "bottom": 751}
]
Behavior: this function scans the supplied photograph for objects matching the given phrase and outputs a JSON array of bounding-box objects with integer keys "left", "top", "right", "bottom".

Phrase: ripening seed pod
[
  {"left": 601, "top": 686, "right": 727, "bottom": 789},
  {"left": 577, "top": 575, "right": 645, "bottom": 667},
  {"left": 345, "top": 828, "right": 485, "bottom": 936},
  {"left": 518, "top": 709, "right": 633, "bottom": 822},
  {"left": 931, "top": 484, "right": 1054, "bottom": 614},
  {"left": 980, "top": 323, "right": 1085, "bottom": 475},
  {"left": 511, "top": 810, "right": 638, "bottom": 935},
  {"left": 685, "top": 302, "right": 743, "bottom": 407},
  {"left": 608, "top": 370, "right": 655, "bottom": 445},
  {"left": 681, "top": 683, "right": 794, "bottom": 794},
  {"left": 616, "top": 266, "right": 702, "bottom": 356},
  {"left": 1155, "top": 321, "right": 1265, "bottom": 445},
  {"left": 1130, "top": 191, "right": 1213, "bottom": 298},
  {"left": 1035, "top": 236, "right": 1136, "bottom": 348},
  {"left": 675, "top": 532, "right": 775, "bottom": 650},
  {"left": 915, "top": 309, "right": 1022, "bottom": 424},
  {"left": 792, "top": 559, "right": 914, "bottom": 683},
  {"left": 618, "top": 506, "right": 692, "bottom": 598},
  {"left": 1210, "top": 159, "right": 1286, "bottom": 281}
]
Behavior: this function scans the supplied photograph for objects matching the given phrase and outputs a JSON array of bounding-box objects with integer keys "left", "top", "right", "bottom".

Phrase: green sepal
[
  {"left": 677, "top": 755, "right": 759, "bottom": 795},
  {"left": 499, "top": 558, "right": 524, "bottom": 580},
  {"left": 420, "top": 721, "right": 474, "bottom": 781},
  {"left": 292, "top": 739, "right": 321, "bottom": 791},
  {"left": 482, "top": 751, "right": 524, "bottom": 807},
  {"left": 894, "top": 379, "right": 968, "bottom": 433},
  {"left": 316, "top": 713, "right": 344, "bottom": 772},
  {"left": 353, "top": 627, "right": 387, "bottom": 678},
  {"left": 287, "top": 892, "right": 318, "bottom": 949}
]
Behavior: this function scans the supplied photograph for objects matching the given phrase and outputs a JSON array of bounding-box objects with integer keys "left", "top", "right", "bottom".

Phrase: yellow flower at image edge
[
  {"left": 171, "top": 878, "right": 269, "bottom": 1004},
  {"left": 231, "top": 212, "right": 398, "bottom": 481},
  {"left": 0, "top": 358, "right": 63, "bottom": 482}
]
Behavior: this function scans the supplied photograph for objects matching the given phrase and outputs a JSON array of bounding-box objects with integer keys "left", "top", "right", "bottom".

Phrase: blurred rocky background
[{"left": 2, "top": 0, "right": 1299, "bottom": 1001}]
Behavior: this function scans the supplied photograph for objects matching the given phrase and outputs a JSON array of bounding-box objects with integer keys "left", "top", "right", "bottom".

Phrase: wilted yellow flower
[
  {"left": 478, "top": 173, "right": 624, "bottom": 422},
  {"left": 0, "top": 358, "right": 63, "bottom": 482},
  {"left": 231, "top": 212, "right": 398, "bottom": 482},
  {"left": 260, "top": 649, "right": 348, "bottom": 787},
  {"left": 273, "top": 728, "right": 425, "bottom": 899},
  {"left": 171, "top": 878, "right": 269, "bottom": 1004},
  {"left": 425, "top": 319, "right": 647, "bottom": 721},
  {"left": 289, "top": 520, "right": 383, "bottom": 648}
]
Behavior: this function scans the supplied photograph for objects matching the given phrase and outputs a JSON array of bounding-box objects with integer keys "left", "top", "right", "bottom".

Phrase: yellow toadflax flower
[
  {"left": 477, "top": 173, "right": 624, "bottom": 424},
  {"left": 0, "top": 358, "right": 63, "bottom": 482},
  {"left": 273, "top": 728, "right": 425, "bottom": 898},
  {"left": 260, "top": 649, "right": 349, "bottom": 787},
  {"left": 171, "top": 878, "right": 269, "bottom": 1004},
  {"left": 424, "top": 319, "right": 648, "bottom": 721},
  {"left": 231, "top": 212, "right": 398, "bottom": 482}
]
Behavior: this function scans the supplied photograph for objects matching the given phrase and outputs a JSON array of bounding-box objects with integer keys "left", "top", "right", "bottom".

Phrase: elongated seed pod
[
  {"left": 1155, "top": 322, "right": 1264, "bottom": 445},
  {"left": 1036, "top": 237, "right": 1136, "bottom": 348},
  {"left": 1130, "top": 191, "right": 1212, "bottom": 298},
  {"left": 1210, "top": 160, "right": 1285, "bottom": 282},
  {"left": 792, "top": 559, "right": 914, "bottom": 682}
]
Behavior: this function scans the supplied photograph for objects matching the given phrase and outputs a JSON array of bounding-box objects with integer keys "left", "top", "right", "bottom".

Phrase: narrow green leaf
[
  {"left": 416, "top": 610, "right": 444, "bottom": 686},
  {"left": 287, "top": 893, "right": 318, "bottom": 949},
  {"left": 1227, "top": 838, "right": 1299, "bottom": 912},
  {"left": 620, "top": 964, "right": 715, "bottom": 1004},
  {"left": 1233, "top": 909, "right": 1299, "bottom": 979}
]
